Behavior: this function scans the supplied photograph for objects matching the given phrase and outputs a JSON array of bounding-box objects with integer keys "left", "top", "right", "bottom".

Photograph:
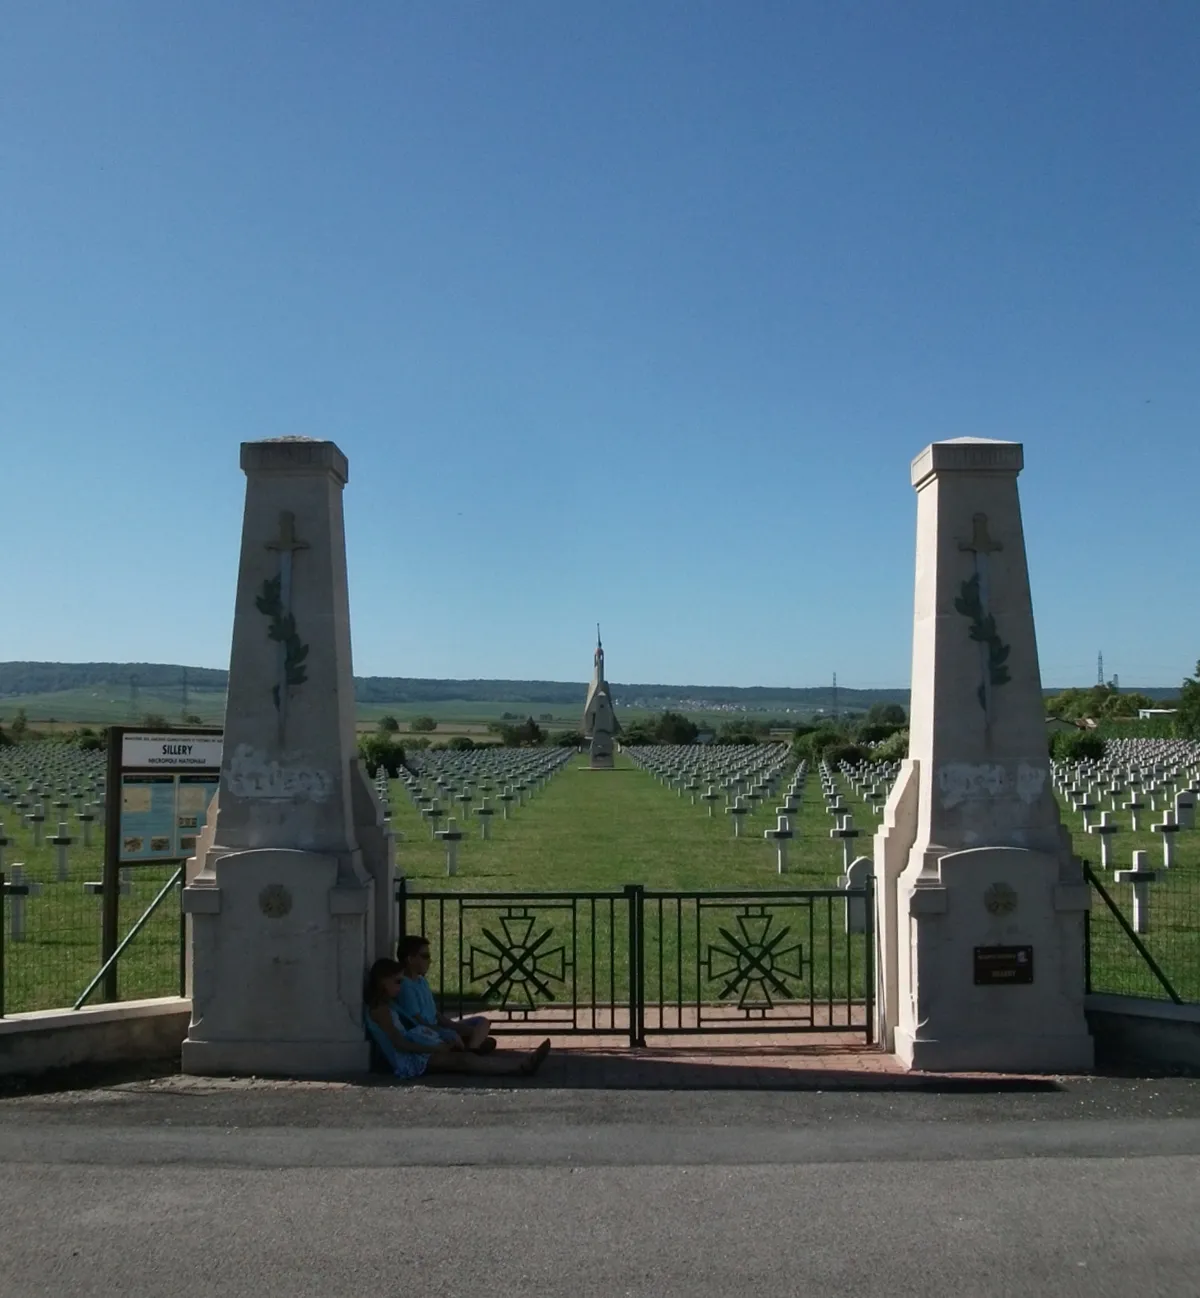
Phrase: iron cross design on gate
[
  {"left": 704, "top": 909, "right": 805, "bottom": 1015},
  {"left": 256, "top": 510, "right": 311, "bottom": 735},
  {"left": 954, "top": 512, "right": 1012, "bottom": 717},
  {"left": 467, "top": 912, "right": 567, "bottom": 1009}
]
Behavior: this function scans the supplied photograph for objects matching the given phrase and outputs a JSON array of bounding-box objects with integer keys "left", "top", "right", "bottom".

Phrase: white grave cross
[{"left": 5, "top": 866, "right": 42, "bottom": 942}]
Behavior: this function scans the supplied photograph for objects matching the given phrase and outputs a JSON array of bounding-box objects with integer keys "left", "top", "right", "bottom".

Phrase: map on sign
[{"left": 119, "top": 732, "right": 222, "bottom": 863}]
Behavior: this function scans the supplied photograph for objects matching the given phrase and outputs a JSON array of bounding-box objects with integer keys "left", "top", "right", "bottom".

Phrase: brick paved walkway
[
  {"left": 500, "top": 1031, "right": 900, "bottom": 1089},
  {"left": 420, "top": 1025, "right": 1061, "bottom": 1090}
]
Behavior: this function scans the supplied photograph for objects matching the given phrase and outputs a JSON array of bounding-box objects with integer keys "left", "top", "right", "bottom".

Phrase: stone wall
[
  {"left": 0, "top": 998, "right": 189, "bottom": 1078},
  {"left": 1086, "top": 994, "right": 1200, "bottom": 1073}
]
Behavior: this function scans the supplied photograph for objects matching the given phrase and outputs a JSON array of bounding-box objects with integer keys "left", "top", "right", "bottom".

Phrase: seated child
[
  {"left": 365, "top": 958, "right": 549, "bottom": 1081},
  {"left": 395, "top": 934, "right": 496, "bottom": 1054},
  {"left": 364, "top": 958, "right": 441, "bottom": 1080}
]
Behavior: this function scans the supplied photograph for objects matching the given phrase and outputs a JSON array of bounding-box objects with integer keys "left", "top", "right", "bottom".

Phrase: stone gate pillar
[
  {"left": 182, "top": 437, "right": 394, "bottom": 1076},
  {"left": 873, "top": 438, "right": 1093, "bottom": 1072}
]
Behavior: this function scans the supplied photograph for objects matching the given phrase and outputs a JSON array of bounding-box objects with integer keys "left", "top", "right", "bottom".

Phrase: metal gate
[{"left": 396, "top": 879, "right": 874, "bottom": 1046}]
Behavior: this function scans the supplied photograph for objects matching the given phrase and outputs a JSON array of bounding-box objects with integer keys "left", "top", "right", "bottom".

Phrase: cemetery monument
[
  {"left": 181, "top": 438, "right": 394, "bottom": 1075},
  {"left": 873, "top": 438, "right": 1094, "bottom": 1072},
  {"left": 582, "top": 626, "right": 620, "bottom": 769}
]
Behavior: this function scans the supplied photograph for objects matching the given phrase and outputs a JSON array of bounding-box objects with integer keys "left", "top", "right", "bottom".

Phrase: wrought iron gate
[{"left": 396, "top": 879, "right": 874, "bottom": 1046}]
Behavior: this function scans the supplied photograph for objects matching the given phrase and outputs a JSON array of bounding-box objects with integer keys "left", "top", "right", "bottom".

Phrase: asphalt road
[{"left": 3, "top": 1076, "right": 1200, "bottom": 1297}]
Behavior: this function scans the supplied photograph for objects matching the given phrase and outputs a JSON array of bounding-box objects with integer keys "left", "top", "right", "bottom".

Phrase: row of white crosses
[
  {"left": 623, "top": 744, "right": 796, "bottom": 853},
  {"left": 0, "top": 740, "right": 107, "bottom": 868},
  {"left": 385, "top": 747, "right": 574, "bottom": 875},
  {"left": 626, "top": 742, "right": 792, "bottom": 807},
  {"left": 769, "top": 755, "right": 891, "bottom": 930},
  {"left": 1055, "top": 740, "right": 1200, "bottom": 870},
  {"left": 726, "top": 753, "right": 792, "bottom": 839},
  {"left": 823, "top": 756, "right": 899, "bottom": 934},
  {"left": 820, "top": 760, "right": 861, "bottom": 870},
  {"left": 821, "top": 756, "right": 898, "bottom": 870},
  {"left": 0, "top": 742, "right": 111, "bottom": 946},
  {"left": 1055, "top": 737, "right": 1200, "bottom": 934},
  {"left": 754, "top": 750, "right": 890, "bottom": 928},
  {"left": 626, "top": 742, "right": 899, "bottom": 890},
  {"left": 838, "top": 755, "right": 900, "bottom": 820},
  {"left": 598, "top": 739, "right": 898, "bottom": 934}
]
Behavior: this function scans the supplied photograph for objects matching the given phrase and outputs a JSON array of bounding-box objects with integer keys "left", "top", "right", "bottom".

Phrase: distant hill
[
  {"left": 0, "top": 660, "right": 906, "bottom": 718},
  {"left": 0, "top": 662, "right": 1178, "bottom": 725},
  {"left": 0, "top": 662, "right": 228, "bottom": 695}
]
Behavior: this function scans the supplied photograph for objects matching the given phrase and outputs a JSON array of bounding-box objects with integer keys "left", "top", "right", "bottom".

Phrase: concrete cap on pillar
[
  {"left": 241, "top": 437, "right": 349, "bottom": 484},
  {"left": 911, "top": 438, "right": 1023, "bottom": 489}
]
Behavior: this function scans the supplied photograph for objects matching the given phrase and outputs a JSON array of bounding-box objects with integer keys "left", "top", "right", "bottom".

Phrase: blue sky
[{"left": 2, "top": 2, "right": 1198, "bottom": 689}]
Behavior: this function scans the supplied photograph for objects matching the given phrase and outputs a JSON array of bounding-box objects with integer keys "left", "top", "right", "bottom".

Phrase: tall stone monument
[
  {"left": 582, "top": 626, "right": 620, "bottom": 769},
  {"left": 181, "top": 438, "right": 394, "bottom": 1076},
  {"left": 874, "top": 439, "right": 1093, "bottom": 1072}
]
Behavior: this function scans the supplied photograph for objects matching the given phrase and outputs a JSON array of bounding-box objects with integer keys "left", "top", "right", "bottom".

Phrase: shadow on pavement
[{"left": 5, "top": 1046, "right": 1195, "bottom": 1099}]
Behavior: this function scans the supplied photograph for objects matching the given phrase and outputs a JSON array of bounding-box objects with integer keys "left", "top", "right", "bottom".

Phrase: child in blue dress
[
  {"left": 396, "top": 934, "right": 495, "bottom": 1053},
  {"left": 364, "top": 959, "right": 549, "bottom": 1080}
]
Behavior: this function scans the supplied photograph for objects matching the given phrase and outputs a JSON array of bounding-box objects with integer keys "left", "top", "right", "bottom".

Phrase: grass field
[
  {"left": 391, "top": 752, "right": 866, "bottom": 891},
  {"left": 391, "top": 752, "right": 875, "bottom": 1028},
  {"left": 2, "top": 748, "right": 1197, "bottom": 1014}
]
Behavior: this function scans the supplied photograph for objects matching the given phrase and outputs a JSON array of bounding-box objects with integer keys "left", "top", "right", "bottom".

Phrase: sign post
[{"left": 101, "top": 726, "right": 223, "bottom": 1002}]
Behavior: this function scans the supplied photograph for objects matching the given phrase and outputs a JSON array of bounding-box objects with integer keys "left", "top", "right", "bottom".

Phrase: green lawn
[
  {"left": 391, "top": 751, "right": 865, "bottom": 892},
  {"left": 391, "top": 752, "right": 876, "bottom": 1029}
]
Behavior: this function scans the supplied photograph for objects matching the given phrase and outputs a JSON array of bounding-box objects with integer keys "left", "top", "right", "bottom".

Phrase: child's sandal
[{"left": 520, "top": 1039, "right": 551, "bottom": 1075}]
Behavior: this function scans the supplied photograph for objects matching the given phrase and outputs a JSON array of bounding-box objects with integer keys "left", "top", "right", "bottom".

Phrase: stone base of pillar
[
  {"left": 895, "top": 1026, "right": 1093, "bottom": 1073},
  {"left": 183, "top": 847, "right": 374, "bottom": 1077},
  {"left": 588, "top": 756, "right": 615, "bottom": 770},
  {"left": 894, "top": 845, "right": 1094, "bottom": 1073}
]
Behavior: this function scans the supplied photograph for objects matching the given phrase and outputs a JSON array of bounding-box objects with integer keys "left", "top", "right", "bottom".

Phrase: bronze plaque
[{"left": 974, "top": 945, "right": 1033, "bottom": 985}]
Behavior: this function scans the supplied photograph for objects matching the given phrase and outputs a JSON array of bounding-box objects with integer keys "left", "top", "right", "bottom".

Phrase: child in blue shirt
[
  {"left": 396, "top": 934, "right": 496, "bottom": 1054},
  {"left": 365, "top": 958, "right": 549, "bottom": 1080}
]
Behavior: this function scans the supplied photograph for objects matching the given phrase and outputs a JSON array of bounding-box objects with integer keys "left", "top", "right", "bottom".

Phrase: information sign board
[
  {"left": 100, "top": 725, "right": 224, "bottom": 1001},
  {"left": 115, "top": 731, "right": 223, "bottom": 863}
]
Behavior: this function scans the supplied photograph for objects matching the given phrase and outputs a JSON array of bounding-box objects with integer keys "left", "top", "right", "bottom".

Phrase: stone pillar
[
  {"left": 873, "top": 438, "right": 1092, "bottom": 1072},
  {"left": 182, "top": 438, "right": 394, "bottom": 1076}
]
